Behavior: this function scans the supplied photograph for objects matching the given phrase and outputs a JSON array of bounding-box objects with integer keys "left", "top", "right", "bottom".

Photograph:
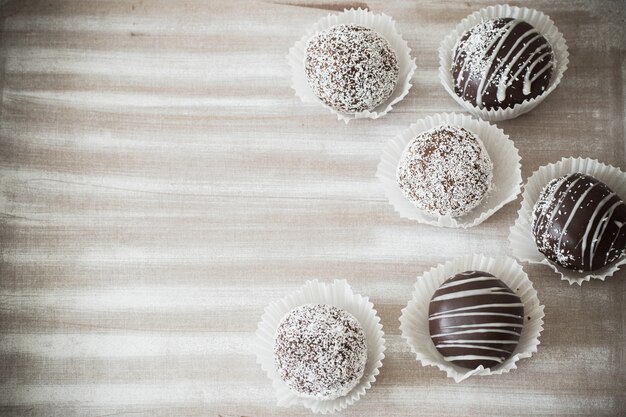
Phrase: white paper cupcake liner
[
  {"left": 376, "top": 112, "right": 522, "bottom": 228},
  {"left": 287, "top": 8, "right": 417, "bottom": 123},
  {"left": 255, "top": 279, "right": 385, "bottom": 414},
  {"left": 399, "top": 254, "right": 544, "bottom": 383},
  {"left": 439, "top": 4, "right": 569, "bottom": 121},
  {"left": 509, "top": 157, "right": 626, "bottom": 285}
]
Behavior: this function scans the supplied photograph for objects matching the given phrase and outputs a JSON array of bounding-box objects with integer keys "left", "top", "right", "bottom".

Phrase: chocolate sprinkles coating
[
  {"left": 396, "top": 125, "right": 493, "bottom": 218},
  {"left": 274, "top": 304, "right": 367, "bottom": 400},
  {"left": 532, "top": 173, "right": 626, "bottom": 272},
  {"left": 429, "top": 271, "right": 524, "bottom": 370},
  {"left": 452, "top": 18, "right": 554, "bottom": 110},
  {"left": 305, "top": 24, "right": 399, "bottom": 113}
]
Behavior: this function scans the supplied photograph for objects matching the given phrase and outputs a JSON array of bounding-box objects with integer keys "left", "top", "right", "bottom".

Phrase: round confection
[
  {"left": 452, "top": 18, "right": 555, "bottom": 110},
  {"left": 305, "top": 24, "right": 400, "bottom": 113},
  {"left": 274, "top": 304, "right": 367, "bottom": 400},
  {"left": 429, "top": 271, "right": 524, "bottom": 370},
  {"left": 396, "top": 125, "right": 493, "bottom": 217},
  {"left": 531, "top": 173, "right": 626, "bottom": 272}
]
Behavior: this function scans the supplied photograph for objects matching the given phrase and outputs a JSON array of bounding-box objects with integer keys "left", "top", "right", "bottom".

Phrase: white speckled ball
[
  {"left": 305, "top": 24, "right": 399, "bottom": 114},
  {"left": 274, "top": 304, "right": 367, "bottom": 400},
  {"left": 397, "top": 125, "right": 493, "bottom": 218}
]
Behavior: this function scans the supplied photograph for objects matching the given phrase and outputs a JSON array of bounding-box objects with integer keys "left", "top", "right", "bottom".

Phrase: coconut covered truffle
[
  {"left": 396, "top": 125, "right": 493, "bottom": 217},
  {"left": 452, "top": 18, "right": 555, "bottom": 110},
  {"left": 305, "top": 24, "right": 400, "bottom": 113},
  {"left": 274, "top": 304, "right": 367, "bottom": 400},
  {"left": 531, "top": 173, "right": 626, "bottom": 272}
]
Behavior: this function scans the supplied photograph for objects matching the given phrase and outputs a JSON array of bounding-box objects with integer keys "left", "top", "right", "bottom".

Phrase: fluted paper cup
[
  {"left": 399, "top": 254, "right": 544, "bottom": 382},
  {"left": 287, "top": 8, "right": 416, "bottom": 123},
  {"left": 439, "top": 4, "right": 569, "bottom": 121},
  {"left": 256, "top": 279, "right": 385, "bottom": 414},
  {"left": 376, "top": 112, "right": 522, "bottom": 228},
  {"left": 509, "top": 157, "right": 626, "bottom": 285}
]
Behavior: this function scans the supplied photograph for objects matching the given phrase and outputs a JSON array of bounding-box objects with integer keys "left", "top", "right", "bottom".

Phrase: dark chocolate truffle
[
  {"left": 452, "top": 18, "right": 554, "bottom": 110},
  {"left": 274, "top": 304, "right": 367, "bottom": 400},
  {"left": 531, "top": 173, "right": 626, "bottom": 272},
  {"left": 396, "top": 125, "right": 493, "bottom": 217},
  {"left": 305, "top": 24, "right": 400, "bottom": 113},
  {"left": 429, "top": 271, "right": 524, "bottom": 370}
]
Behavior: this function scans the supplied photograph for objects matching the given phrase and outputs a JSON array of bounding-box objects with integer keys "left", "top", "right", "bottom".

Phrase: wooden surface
[{"left": 0, "top": 1, "right": 625, "bottom": 416}]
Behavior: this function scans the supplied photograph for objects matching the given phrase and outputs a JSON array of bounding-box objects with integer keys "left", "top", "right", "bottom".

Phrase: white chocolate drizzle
[
  {"left": 429, "top": 271, "right": 524, "bottom": 370},
  {"left": 532, "top": 173, "right": 626, "bottom": 271},
  {"left": 452, "top": 18, "right": 555, "bottom": 109}
]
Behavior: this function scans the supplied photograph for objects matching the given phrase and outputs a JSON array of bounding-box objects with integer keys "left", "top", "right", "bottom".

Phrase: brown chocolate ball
[
  {"left": 452, "top": 18, "right": 554, "bottom": 110},
  {"left": 532, "top": 173, "right": 626, "bottom": 272},
  {"left": 429, "top": 271, "right": 524, "bottom": 370}
]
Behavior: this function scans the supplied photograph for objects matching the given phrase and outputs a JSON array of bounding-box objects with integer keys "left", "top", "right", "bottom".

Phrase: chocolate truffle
[
  {"left": 274, "top": 304, "right": 367, "bottom": 400},
  {"left": 452, "top": 18, "right": 555, "bottom": 110},
  {"left": 396, "top": 125, "right": 493, "bottom": 217},
  {"left": 532, "top": 173, "right": 626, "bottom": 272},
  {"left": 305, "top": 24, "right": 399, "bottom": 113},
  {"left": 429, "top": 271, "right": 524, "bottom": 370}
]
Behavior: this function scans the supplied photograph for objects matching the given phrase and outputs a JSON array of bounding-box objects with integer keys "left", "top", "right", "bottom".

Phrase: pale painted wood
[{"left": 0, "top": 0, "right": 625, "bottom": 416}]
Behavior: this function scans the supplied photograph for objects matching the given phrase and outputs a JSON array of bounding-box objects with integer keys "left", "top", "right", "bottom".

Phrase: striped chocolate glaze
[
  {"left": 428, "top": 271, "right": 524, "bottom": 370},
  {"left": 532, "top": 173, "right": 626, "bottom": 272},
  {"left": 452, "top": 18, "right": 554, "bottom": 110}
]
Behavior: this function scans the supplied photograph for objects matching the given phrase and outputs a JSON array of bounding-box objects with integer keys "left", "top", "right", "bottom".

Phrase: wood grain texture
[{"left": 0, "top": 0, "right": 625, "bottom": 416}]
